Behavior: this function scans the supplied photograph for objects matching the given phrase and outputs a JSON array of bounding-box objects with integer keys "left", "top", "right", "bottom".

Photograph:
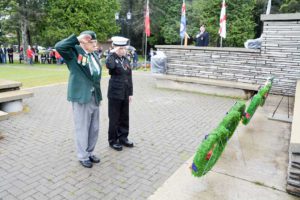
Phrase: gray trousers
[{"left": 72, "top": 95, "right": 99, "bottom": 161}]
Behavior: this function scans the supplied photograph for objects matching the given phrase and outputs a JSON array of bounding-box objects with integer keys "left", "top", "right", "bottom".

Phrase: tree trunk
[
  {"left": 21, "top": 17, "right": 28, "bottom": 61},
  {"left": 27, "top": 28, "right": 31, "bottom": 46},
  {"left": 17, "top": 30, "right": 21, "bottom": 52}
]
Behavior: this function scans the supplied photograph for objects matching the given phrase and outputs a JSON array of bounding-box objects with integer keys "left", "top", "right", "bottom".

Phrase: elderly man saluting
[{"left": 55, "top": 31, "right": 102, "bottom": 168}]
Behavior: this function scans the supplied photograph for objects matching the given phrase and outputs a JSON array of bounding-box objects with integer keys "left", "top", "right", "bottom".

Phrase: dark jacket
[
  {"left": 7, "top": 48, "right": 13, "bottom": 55},
  {"left": 55, "top": 34, "right": 102, "bottom": 105},
  {"left": 106, "top": 53, "right": 133, "bottom": 100},
  {"left": 195, "top": 32, "right": 209, "bottom": 47},
  {"left": 0, "top": 48, "right": 6, "bottom": 55}
]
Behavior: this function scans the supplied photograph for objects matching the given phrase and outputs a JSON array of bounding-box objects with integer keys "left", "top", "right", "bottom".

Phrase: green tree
[
  {"left": 280, "top": 0, "right": 300, "bottom": 12},
  {"left": 43, "top": 0, "right": 119, "bottom": 46},
  {"left": 190, "top": 0, "right": 257, "bottom": 47},
  {"left": 0, "top": 0, "right": 47, "bottom": 60},
  {"left": 118, "top": 0, "right": 183, "bottom": 51}
]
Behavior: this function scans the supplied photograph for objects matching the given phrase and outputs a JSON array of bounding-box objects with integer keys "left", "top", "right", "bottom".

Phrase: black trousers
[
  {"left": 8, "top": 55, "right": 13, "bottom": 63},
  {"left": 108, "top": 98, "right": 129, "bottom": 144}
]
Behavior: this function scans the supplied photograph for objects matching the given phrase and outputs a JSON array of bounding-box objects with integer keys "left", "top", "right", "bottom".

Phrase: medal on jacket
[
  {"left": 82, "top": 56, "right": 87, "bottom": 66},
  {"left": 77, "top": 54, "right": 83, "bottom": 64},
  {"left": 124, "top": 63, "right": 130, "bottom": 70}
]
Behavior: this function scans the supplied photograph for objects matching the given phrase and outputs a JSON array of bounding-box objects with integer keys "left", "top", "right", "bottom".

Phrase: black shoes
[
  {"left": 89, "top": 155, "right": 100, "bottom": 163},
  {"left": 79, "top": 155, "right": 100, "bottom": 168},
  {"left": 119, "top": 138, "right": 134, "bottom": 147},
  {"left": 109, "top": 139, "right": 134, "bottom": 151},
  {"left": 109, "top": 142, "right": 123, "bottom": 151},
  {"left": 80, "top": 160, "right": 93, "bottom": 168}
]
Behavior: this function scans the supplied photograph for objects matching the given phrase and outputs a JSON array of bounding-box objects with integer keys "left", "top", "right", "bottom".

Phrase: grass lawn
[{"left": 0, "top": 63, "right": 108, "bottom": 88}]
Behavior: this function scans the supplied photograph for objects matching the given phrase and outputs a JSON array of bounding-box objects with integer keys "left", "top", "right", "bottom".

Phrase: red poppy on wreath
[
  {"left": 245, "top": 112, "right": 251, "bottom": 119},
  {"left": 206, "top": 150, "right": 213, "bottom": 160},
  {"left": 264, "top": 93, "right": 268, "bottom": 98}
]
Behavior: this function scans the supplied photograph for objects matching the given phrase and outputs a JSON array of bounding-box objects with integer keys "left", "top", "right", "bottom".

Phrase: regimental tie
[{"left": 88, "top": 53, "right": 99, "bottom": 80}]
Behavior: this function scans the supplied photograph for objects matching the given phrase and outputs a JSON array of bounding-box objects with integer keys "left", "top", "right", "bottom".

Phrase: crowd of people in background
[
  {"left": 0, "top": 43, "right": 143, "bottom": 69},
  {"left": 25, "top": 45, "right": 64, "bottom": 65},
  {"left": 0, "top": 44, "right": 65, "bottom": 65}
]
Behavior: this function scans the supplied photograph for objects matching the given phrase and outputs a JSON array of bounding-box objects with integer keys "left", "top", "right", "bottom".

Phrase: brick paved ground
[{"left": 0, "top": 72, "right": 235, "bottom": 200}]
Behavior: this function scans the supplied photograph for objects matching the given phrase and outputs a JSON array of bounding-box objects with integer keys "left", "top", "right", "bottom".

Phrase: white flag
[{"left": 219, "top": 0, "right": 226, "bottom": 39}]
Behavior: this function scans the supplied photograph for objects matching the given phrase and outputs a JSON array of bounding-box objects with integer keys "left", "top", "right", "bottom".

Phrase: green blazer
[{"left": 55, "top": 34, "right": 102, "bottom": 105}]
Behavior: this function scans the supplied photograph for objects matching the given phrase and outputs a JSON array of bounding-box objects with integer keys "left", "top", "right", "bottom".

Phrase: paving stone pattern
[{"left": 0, "top": 72, "right": 235, "bottom": 200}]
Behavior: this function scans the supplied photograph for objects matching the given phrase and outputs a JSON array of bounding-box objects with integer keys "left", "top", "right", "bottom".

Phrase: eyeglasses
[{"left": 87, "top": 40, "right": 98, "bottom": 44}]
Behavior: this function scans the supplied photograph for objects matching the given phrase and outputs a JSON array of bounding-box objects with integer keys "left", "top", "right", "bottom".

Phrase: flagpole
[
  {"left": 219, "top": 0, "right": 226, "bottom": 48},
  {"left": 180, "top": 0, "right": 186, "bottom": 46},
  {"left": 144, "top": 33, "right": 147, "bottom": 70},
  {"left": 266, "top": 0, "right": 272, "bottom": 15},
  {"left": 220, "top": 37, "right": 222, "bottom": 47},
  {"left": 144, "top": 0, "right": 149, "bottom": 71}
]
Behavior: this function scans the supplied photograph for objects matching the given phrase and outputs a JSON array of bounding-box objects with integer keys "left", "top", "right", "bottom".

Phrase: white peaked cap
[{"left": 111, "top": 36, "right": 129, "bottom": 46}]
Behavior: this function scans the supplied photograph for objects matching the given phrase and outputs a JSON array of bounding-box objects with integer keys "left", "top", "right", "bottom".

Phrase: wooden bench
[
  {"left": 0, "top": 79, "right": 34, "bottom": 121},
  {"left": 287, "top": 80, "right": 300, "bottom": 196},
  {"left": 154, "top": 74, "right": 260, "bottom": 99}
]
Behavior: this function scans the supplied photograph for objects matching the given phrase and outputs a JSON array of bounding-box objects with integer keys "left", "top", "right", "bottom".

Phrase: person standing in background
[
  {"left": 26, "top": 45, "right": 34, "bottom": 65},
  {"left": 0, "top": 45, "right": 7, "bottom": 63},
  {"left": 34, "top": 46, "right": 39, "bottom": 63},
  {"left": 19, "top": 46, "right": 24, "bottom": 64},
  {"left": 195, "top": 25, "right": 209, "bottom": 47},
  {"left": 7, "top": 46, "right": 14, "bottom": 63}
]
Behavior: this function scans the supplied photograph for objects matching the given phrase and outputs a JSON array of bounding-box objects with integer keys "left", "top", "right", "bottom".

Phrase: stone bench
[
  {"left": 154, "top": 74, "right": 260, "bottom": 99},
  {"left": 0, "top": 79, "right": 22, "bottom": 91},
  {"left": 287, "top": 80, "right": 300, "bottom": 196},
  {"left": 0, "top": 110, "right": 9, "bottom": 121},
  {"left": 0, "top": 79, "right": 33, "bottom": 120},
  {"left": 0, "top": 90, "right": 34, "bottom": 103}
]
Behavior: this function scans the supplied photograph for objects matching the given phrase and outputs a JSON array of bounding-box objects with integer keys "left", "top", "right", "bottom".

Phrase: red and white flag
[
  {"left": 180, "top": 0, "right": 186, "bottom": 39},
  {"left": 219, "top": 0, "right": 226, "bottom": 39},
  {"left": 145, "top": 0, "right": 151, "bottom": 37}
]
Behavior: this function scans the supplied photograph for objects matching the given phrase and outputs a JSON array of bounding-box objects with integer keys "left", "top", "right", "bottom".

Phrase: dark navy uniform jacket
[
  {"left": 196, "top": 32, "right": 209, "bottom": 47},
  {"left": 106, "top": 53, "right": 133, "bottom": 100}
]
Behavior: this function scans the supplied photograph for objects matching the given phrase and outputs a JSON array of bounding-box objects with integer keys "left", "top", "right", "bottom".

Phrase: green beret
[{"left": 80, "top": 30, "right": 97, "bottom": 40}]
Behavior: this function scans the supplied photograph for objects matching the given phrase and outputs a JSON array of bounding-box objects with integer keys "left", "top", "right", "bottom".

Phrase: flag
[
  {"left": 145, "top": 0, "right": 151, "bottom": 37},
  {"left": 180, "top": 0, "right": 186, "bottom": 39},
  {"left": 266, "top": 0, "right": 272, "bottom": 15},
  {"left": 219, "top": 0, "right": 226, "bottom": 39}
]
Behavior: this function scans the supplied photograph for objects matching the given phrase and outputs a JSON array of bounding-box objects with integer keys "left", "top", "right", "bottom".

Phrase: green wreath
[
  {"left": 219, "top": 101, "right": 245, "bottom": 138},
  {"left": 242, "top": 77, "right": 273, "bottom": 125},
  {"left": 192, "top": 102, "right": 245, "bottom": 177},
  {"left": 242, "top": 93, "right": 262, "bottom": 125},
  {"left": 258, "top": 82, "right": 272, "bottom": 106},
  {"left": 192, "top": 126, "right": 230, "bottom": 177},
  {"left": 192, "top": 78, "right": 274, "bottom": 177}
]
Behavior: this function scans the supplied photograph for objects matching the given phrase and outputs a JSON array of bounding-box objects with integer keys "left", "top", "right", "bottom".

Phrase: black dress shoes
[
  {"left": 110, "top": 143, "right": 123, "bottom": 151},
  {"left": 89, "top": 155, "right": 100, "bottom": 163},
  {"left": 80, "top": 160, "right": 93, "bottom": 168},
  {"left": 119, "top": 139, "right": 134, "bottom": 147}
]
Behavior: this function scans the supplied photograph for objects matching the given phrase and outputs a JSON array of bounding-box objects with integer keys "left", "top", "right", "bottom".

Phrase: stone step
[
  {"left": 287, "top": 184, "right": 300, "bottom": 197},
  {"left": 0, "top": 79, "right": 22, "bottom": 90},
  {"left": 155, "top": 74, "right": 260, "bottom": 91},
  {"left": 0, "top": 90, "right": 33, "bottom": 103},
  {"left": 0, "top": 110, "right": 8, "bottom": 121}
]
